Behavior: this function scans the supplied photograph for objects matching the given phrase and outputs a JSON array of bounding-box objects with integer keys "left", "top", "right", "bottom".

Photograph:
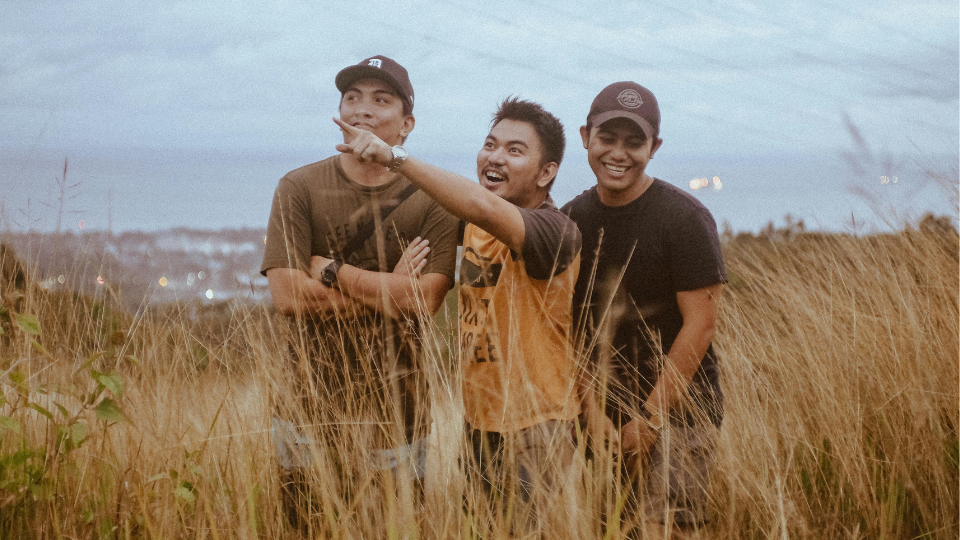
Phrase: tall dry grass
[
  {"left": 0, "top": 220, "right": 956, "bottom": 538},
  {"left": 714, "top": 221, "right": 958, "bottom": 539}
]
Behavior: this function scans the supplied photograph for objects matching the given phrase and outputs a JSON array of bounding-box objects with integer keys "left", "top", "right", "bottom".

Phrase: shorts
[
  {"left": 466, "top": 420, "right": 583, "bottom": 535},
  {"left": 272, "top": 417, "right": 428, "bottom": 478},
  {"left": 634, "top": 419, "right": 719, "bottom": 527},
  {"left": 467, "top": 419, "right": 577, "bottom": 498}
]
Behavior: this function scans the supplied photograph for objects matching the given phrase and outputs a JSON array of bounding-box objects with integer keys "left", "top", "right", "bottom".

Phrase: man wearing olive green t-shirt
[{"left": 260, "top": 55, "right": 458, "bottom": 528}]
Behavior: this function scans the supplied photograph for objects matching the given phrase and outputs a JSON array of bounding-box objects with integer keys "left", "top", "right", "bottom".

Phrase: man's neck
[
  {"left": 597, "top": 173, "right": 655, "bottom": 207},
  {"left": 521, "top": 192, "right": 549, "bottom": 210},
  {"left": 340, "top": 153, "right": 397, "bottom": 187}
]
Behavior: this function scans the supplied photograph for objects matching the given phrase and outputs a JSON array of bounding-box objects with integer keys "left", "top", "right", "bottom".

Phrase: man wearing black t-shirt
[{"left": 563, "top": 81, "right": 727, "bottom": 539}]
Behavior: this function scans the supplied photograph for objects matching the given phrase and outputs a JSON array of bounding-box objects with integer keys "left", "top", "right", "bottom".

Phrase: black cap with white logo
[
  {"left": 587, "top": 81, "right": 660, "bottom": 140},
  {"left": 335, "top": 55, "right": 415, "bottom": 112}
]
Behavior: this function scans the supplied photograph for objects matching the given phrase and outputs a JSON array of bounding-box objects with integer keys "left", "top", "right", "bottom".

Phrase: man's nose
[
  {"left": 488, "top": 147, "right": 507, "bottom": 164},
  {"left": 608, "top": 141, "right": 628, "bottom": 159},
  {"left": 351, "top": 100, "right": 373, "bottom": 117}
]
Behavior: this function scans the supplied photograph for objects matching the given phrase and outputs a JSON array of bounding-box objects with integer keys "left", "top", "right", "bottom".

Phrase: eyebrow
[
  {"left": 485, "top": 134, "right": 529, "bottom": 149},
  {"left": 597, "top": 127, "right": 645, "bottom": 141},
  {"left": 344, "top": 87, "right": 398, "bottom": 99}
]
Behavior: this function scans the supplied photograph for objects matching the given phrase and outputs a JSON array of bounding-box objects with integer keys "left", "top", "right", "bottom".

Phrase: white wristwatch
[{"left": 388, "top": 145, "right": 409, "bottom": 172}]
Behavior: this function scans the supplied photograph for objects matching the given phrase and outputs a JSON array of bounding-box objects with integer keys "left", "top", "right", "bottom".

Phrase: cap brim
[
  {"left": 335, "top": 65, "right": 410, "bottom": 107},
  {"left": 591, "top": 110, "right": 656, "bottom": 139}
]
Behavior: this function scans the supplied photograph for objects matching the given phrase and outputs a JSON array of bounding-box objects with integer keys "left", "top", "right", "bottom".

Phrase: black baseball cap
[
  {"left": 335, "top": 55, "right": 415, "bottom": 112},
  {"left": 586, "top": 81, "right": 660, "bottom": 140}
]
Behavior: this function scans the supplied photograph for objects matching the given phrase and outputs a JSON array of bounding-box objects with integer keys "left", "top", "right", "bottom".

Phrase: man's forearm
[
  {"left": 333, "top": 263, "right": 449, "bottom": 318},
  {"left": 266, "top": 268, "right": 349, "bottom": 317},
  {"left": 334, "top": 118, "right": 527, "bottom": 251},
  {"left": 643, "top": 284, "right": 722, "bottom": 416},
  {"left": 643, "top": 326, "right": 714, "bottom": 416},
  {"left": 396, "top": 157, "right": 525, "bottom": 250}
]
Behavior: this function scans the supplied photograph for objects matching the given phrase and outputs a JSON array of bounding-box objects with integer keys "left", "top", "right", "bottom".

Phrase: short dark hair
[{"left": 491, "top": 97, "right": 565, "bottom": 169}]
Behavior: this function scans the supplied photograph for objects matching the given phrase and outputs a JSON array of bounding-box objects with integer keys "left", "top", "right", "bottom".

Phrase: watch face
[
  {"left": 390, "top": 146, "right": 408, "bottom": 171},
  {"left": 322, "top": 260, "right": 341, "bottom": 287}
]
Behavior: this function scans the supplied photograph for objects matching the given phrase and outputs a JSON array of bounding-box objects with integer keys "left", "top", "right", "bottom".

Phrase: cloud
[{"left": 0, "top": 0, "right": 955, "bottom": 159}]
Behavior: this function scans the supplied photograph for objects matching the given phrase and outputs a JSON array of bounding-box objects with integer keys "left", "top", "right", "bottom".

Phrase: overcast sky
[{"left": 1, "top": 0, "right": 957, "bottom": 232}]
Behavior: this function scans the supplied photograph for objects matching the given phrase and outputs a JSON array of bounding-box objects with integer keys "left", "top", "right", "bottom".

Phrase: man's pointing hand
[{"left": 333, "top": 117, "right": 394, "bottom": 167}]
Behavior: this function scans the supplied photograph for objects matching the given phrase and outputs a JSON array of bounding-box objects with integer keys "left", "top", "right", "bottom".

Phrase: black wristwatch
[{"left": 320, "top": 259, "right": 343, "bottom": 289}]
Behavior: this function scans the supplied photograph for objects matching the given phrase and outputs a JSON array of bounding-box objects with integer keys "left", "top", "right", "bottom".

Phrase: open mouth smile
[
  {"left": 483, "top": 169, "right": 507, "bottom": 183},
  {"left": 602, "top": 163, "right": 630, "bottom": 174}
]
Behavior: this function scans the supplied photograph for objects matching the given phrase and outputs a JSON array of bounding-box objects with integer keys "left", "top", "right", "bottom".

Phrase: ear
[
  {"left": 536, "top": 162, "right": 559, "bottom": 189},
  {"left": 649, "top": 137, "right": 663, "bottom": 159},
  {"left": 400, "top": 115, "right": 416, "bottom": 138},
  {"left": 579, "top": 125, "right": 590, "bottom": 149}
]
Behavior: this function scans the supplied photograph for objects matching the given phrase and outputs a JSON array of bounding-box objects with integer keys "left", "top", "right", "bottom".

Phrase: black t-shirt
[{"left": 562, "top": 180, "right": 727, "bottom": 427}]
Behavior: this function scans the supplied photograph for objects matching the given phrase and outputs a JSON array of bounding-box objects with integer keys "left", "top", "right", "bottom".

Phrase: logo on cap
[
  {"left": 368, "top": 59, "right": 383, "bottom": 68},
  {"left": 617, "top": 89, "right": 643, "bottom": 109}
]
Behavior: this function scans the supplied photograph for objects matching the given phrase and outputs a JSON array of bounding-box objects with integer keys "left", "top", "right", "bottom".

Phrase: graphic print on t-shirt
[
  {"left": 459, "top": 247, "right": 502, "bottom": 287},
  {"left": 322, "top": 200, "right": 404, "bottom": 270},
  {"left": 459, "top": 246, "right": 502, "bottom": 364}
]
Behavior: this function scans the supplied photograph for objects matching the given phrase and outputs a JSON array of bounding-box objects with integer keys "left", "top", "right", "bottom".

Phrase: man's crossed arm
[{"left": 268, "top": 236, "right": 451, "bottom": 319}]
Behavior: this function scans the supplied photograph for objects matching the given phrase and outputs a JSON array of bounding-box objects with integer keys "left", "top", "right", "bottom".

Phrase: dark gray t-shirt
[{"left": 563, "top": 180, "right": 727, "bottom": 427}]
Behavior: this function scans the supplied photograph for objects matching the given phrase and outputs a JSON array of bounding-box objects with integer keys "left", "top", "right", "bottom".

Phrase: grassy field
[{"left": 0, "top": 218, "right": 956, "bottom": 539}]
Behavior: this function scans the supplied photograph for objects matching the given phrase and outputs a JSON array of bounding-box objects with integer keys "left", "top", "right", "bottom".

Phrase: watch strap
[
  {"left": 321, "top": 259, "right": 343, "bottom": 288},
  {"left": 388, "top": 145, "right": 409, "bottom": 172}
]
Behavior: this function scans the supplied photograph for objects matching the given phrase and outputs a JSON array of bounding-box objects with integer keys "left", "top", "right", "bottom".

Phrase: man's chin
[{"left": 480, "top": 181, "right": 503, "bottom": 193}]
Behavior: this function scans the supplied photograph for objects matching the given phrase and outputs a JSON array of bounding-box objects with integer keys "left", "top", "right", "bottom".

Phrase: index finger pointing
[{"left": 332, "top": 117, "right": 358, "bottom": 134}]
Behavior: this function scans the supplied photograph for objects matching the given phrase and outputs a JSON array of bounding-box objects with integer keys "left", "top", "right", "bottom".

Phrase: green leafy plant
[{"left": 0, "top": 313, "right": 133, "bottom": 534}]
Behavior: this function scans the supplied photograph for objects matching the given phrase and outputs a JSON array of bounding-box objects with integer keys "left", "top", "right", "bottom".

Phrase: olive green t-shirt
[
  {"left": 261, "top": 155, "right": 458, "bottom": 279},
  {"left": 261, "top": 155, "right": 458, "bottom": 443}
]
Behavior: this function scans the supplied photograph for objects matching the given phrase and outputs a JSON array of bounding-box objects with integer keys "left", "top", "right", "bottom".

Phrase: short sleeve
[
  {"left": 416, "top": 197, "right": 459, "bottom": 281},
  {"left": 664, "top": 203, "right": 727, "bottom": 291},
  {"left": 260, "top": 176, "right": 312, "bottom": 276},
  {"left": 518, "top": 206, "right": 582, "bottom": 280}
]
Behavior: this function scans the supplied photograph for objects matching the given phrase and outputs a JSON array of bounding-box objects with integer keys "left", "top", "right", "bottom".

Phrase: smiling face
[
  {"left": 476, "top": 119, "right": 558, "bottom": 209},
  {"left": 339, "top": 77, "right": 414, "bottom": 146},
  {"left": 581, "top": 117, "right": 663, "bottom": 207}
]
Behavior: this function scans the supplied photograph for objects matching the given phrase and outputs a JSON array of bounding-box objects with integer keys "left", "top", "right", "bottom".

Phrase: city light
[
  {"left": 205, "top": 289, "right": 214, "bottom": 299},
  {"left": 78, "top": 220, "right": 85, "bottom": 229},
  {"left": 690, "top": 176, "right": 722, "bottom": 191},
  {"left": 97, "top": 276, "right": 104, "bottom": 285},
  {"left": 159, "top": 277, "right": 168, "bottom": 287},
  {"left": 58, "top": 275, "right": 65, "bottom": 283},
  {"left": 880, "top": 176, "right": 899, "bottom": 184},
  {"left": 198, "top": 271, "right": 206, "bottom": 280}
]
